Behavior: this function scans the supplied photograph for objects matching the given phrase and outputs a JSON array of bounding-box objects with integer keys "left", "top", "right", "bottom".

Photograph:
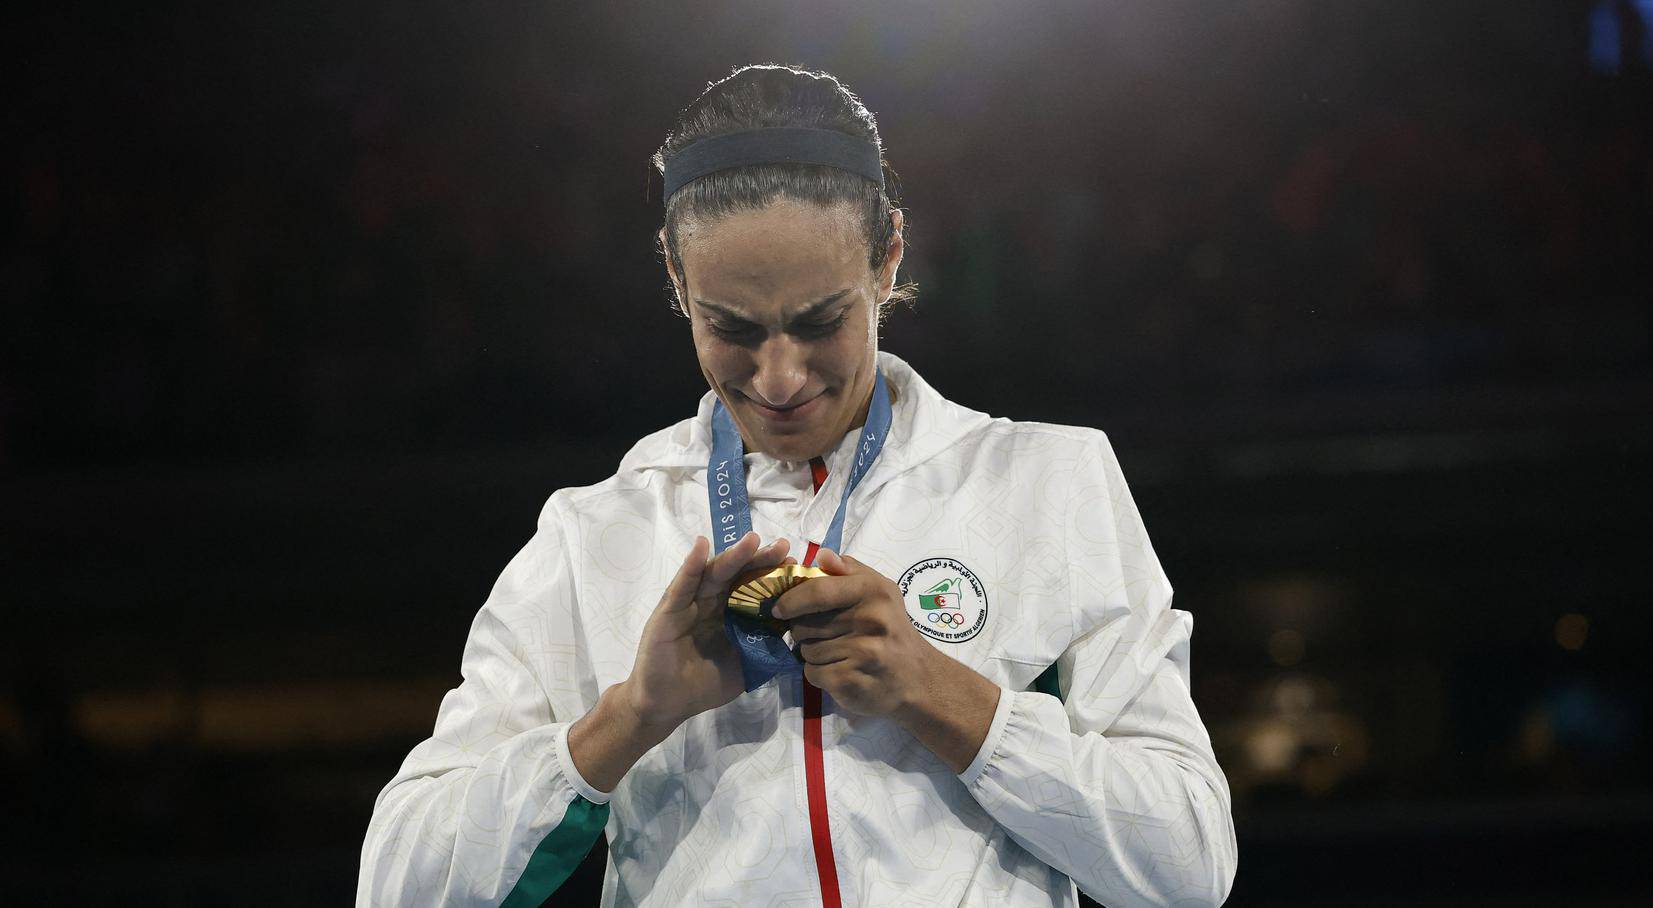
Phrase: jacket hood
[{"left": 616, "top": 350, "right": 994, "bottom": 496}]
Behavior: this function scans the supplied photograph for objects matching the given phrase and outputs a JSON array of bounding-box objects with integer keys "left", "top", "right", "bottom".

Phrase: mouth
[{"left": 742, "top": 391, "right": 826, "bottom": 424}]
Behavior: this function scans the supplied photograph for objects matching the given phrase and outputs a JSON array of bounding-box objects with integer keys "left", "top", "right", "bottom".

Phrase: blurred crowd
[{"left": 5, "top": 1, "right": 1647, "bottom": 472}]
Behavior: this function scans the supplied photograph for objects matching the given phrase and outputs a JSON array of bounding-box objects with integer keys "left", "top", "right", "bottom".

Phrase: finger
[
  {"left": 788, "top": 609, "right": 854, "bottom": 643},
  {"left": 737, "top": 537, "right": 792, "bottom": 579},
  {"left": 802, "top": 660, "right": 843, "bottom": 692},
  {"left": 704, "top": 531, "right": 761, "bottom": 585},
  {"left": 815, "top": 548, "right": 873, "bottom": 578},
  {"left": 755, "top": 536, "right": 792, "bottom": 565},
  {"left": 797, "top": 636, "right": 852, "bottom": 666},
  {"left": 728, "top": 535, "right": 791, "bottom": 575},
  {"left": 772, "top": 574, "right": 863, "bottom": 621},
  {"left": 697, "top": 534, "right": 786, "bottom": 594},
  {"left": 687, "top": 532, "right": 759, "bottom": 615},
  {"left": 692, "top": 537, "right": 791, "bottom": 615},
  {"left": 660, "top": 536, "right": 710, "bottom": 612}
]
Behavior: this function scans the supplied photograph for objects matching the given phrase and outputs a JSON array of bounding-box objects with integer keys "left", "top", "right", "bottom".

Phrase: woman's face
[{"left": 665, "top": 199, "right": 903, "bottom": 462}]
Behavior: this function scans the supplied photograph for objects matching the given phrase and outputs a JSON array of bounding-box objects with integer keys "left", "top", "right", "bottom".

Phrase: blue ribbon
[{"left": 707, "top": 371, "right": 893, "bottom": 691}]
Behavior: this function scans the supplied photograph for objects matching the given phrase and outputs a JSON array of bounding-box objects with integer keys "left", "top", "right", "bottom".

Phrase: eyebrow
[{"left": 693, "top": 289, "right": 854, "bottom": 325}]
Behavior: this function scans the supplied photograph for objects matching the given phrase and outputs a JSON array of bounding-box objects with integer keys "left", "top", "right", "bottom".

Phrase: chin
[{"left": 730, "top": 395, "right": 837, "bottom": 459}]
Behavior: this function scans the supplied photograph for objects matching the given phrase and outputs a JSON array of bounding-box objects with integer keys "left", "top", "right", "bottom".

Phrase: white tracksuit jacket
[{"left": 358, "top": 350, "right": 1238, "bottom": 907}]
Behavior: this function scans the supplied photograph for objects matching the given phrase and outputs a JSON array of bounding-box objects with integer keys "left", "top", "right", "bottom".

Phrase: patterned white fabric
[{"left": 358, "top": 350, "right": 1238, "bottom": 907}]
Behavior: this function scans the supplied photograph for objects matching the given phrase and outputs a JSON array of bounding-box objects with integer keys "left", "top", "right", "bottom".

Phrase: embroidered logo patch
[{"left": 899, "top": 557, "right": 988, "bottom": 643}]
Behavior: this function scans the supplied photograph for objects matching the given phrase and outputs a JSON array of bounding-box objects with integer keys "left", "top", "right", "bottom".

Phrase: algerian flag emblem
[
  {"left": 919, "top": 577, "right": 962, "bottom": 610},
  {"left": 900, "top": 557, "right": 988, "bottom": 643}
]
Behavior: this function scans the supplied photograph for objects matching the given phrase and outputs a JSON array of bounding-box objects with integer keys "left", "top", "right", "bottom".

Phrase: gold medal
[{"left": 725, "top": 564, "right": 826, "bottom": 626}]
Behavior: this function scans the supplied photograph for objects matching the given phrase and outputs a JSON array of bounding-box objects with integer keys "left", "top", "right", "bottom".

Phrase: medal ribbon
[{"left": 707, "top": 371, "right": 893, "bottom": 691}]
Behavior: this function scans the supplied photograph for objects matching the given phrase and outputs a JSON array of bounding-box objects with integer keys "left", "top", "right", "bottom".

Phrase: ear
[
  {"left": 660, "top": 228, "right": 688, "bottom": 314},
  {"left": 876, "top": 209, "right": 905, "bottom": 303}
]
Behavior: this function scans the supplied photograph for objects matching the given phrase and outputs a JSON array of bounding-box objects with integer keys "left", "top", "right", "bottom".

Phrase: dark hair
[{"left": 653, "top": 64, "right": 916, "bottom": 317}]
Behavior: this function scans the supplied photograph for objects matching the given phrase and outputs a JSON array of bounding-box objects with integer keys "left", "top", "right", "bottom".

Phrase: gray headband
[{"left": 662, "top": 127, "right": 884, "bottom": 201}]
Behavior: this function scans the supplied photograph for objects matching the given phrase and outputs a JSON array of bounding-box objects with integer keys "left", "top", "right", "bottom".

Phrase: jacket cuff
[
  {"left": 957, "top": 685, "right": 1014, "bottom": 787},
  {"left": 551, "top": 721, "right": 614, "bottom": 806}
]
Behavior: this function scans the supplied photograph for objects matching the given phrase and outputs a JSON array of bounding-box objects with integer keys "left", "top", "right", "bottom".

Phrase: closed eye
[
  {"left": 707, "top": 321, "right": 760, "bottom": 341},
  {"left": 705, "top": 307, "right": 850, "bottom": 342},
  {"left": 794, "top": 309, "right": 851, "bottom": 338},
  {"left": 695, "top": 291, "right": 855, "bottom": 343}
]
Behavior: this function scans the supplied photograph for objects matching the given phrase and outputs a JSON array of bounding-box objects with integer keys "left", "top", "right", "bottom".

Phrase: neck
[{"left": 846, "top": 381, "right": 884, "bottom": 432}]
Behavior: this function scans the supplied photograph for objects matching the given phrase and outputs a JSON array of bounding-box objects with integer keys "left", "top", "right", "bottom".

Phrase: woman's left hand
[{"left": 771, "top": 548, "right": 939, "bottom": 716}]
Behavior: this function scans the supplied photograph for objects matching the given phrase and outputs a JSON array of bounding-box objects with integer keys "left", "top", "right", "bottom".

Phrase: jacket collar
[{"left": 617, "top": 351, "right": 992, "bottom": 501}]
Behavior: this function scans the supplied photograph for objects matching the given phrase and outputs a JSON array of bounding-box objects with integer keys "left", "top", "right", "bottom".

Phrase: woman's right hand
[{"left": 619, "top": 531, "right": 790, "bottom": 738}]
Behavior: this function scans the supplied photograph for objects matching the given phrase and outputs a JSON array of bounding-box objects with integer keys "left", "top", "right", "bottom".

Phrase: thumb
[{"left": 815, "top": 547, "right": 854, "bottom": 576}]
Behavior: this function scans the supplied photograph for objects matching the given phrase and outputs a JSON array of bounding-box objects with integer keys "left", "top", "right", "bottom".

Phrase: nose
[{"left": 748, "top": 334, "right": 809, "bottom": 407}]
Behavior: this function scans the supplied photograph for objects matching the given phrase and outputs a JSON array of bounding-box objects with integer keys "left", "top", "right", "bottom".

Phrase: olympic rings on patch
[{"left": 925, "top": 611, "right": 966, "bottom": 627}]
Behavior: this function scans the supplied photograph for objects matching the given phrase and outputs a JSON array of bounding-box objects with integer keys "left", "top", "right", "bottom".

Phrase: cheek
[
  {"left": 839, "top": 330, "right": 872, "bottom": 368},
  {"left": 693, "top": 334, "right": 749, "bottom": 383}
]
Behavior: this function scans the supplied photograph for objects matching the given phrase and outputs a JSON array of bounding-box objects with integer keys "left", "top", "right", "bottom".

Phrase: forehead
[{"left": 678, "top": 200, "right": 866, "bottom": 313}]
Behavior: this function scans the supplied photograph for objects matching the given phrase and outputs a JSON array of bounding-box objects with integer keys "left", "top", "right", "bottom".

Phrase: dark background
[{"left": 4, "top": 1, "right": 1651, "bottom": 904}]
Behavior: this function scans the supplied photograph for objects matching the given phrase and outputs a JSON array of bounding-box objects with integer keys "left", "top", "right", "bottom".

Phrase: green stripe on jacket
[{"left": 500, "top": 796, "right": 609, "bottom": 907}]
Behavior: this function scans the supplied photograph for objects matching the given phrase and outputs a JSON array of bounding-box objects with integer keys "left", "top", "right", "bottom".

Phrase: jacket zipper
[{"left": 802, "top": 457, "right": 842, "bottom": 907}]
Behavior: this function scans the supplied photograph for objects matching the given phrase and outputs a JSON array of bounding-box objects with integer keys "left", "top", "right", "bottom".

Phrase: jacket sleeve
[
  {"left": 357, "top": 500, "right": 612, "bottom": 907},
  {"left": 957, "top": 432, "right": 1238, "bottom": 907}
]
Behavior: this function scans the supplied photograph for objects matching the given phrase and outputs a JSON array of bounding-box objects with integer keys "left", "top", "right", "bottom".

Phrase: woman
[{"left": 359, "top": 64, "right": 1237, "bottom": 907}]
